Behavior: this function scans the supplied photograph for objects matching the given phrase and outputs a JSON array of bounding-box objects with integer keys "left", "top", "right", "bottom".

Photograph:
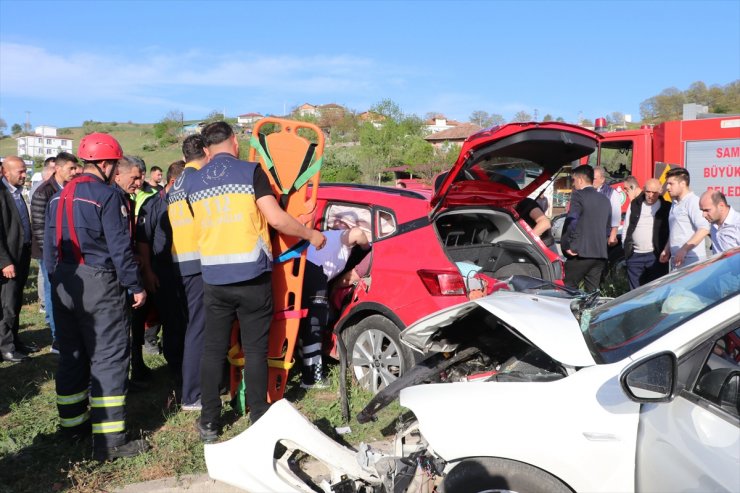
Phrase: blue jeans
[{"left": 40, "top": 259, "right": 56, "bottom": 340}]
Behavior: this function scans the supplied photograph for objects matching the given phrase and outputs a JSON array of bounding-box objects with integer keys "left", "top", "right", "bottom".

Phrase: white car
[{"left": 205, "top": 249, "right": 740, "bottom": 493}]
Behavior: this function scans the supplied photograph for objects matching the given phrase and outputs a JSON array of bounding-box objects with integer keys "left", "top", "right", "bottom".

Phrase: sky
[{"left": 0, "top": 0, "right": 738, "bottom": 128}]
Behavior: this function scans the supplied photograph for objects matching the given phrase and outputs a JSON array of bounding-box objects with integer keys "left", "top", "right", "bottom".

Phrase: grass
[
  {"left": 0, "top": 262, "right": 403, "bottom": 493},
  {"left": 1, "top": 124, "right": 185, "bottom": 170}
]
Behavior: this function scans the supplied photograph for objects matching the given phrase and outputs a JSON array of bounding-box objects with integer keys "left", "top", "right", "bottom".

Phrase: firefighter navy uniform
[{"left": 44, "top": 173, "right": 143, "bottom": 449}]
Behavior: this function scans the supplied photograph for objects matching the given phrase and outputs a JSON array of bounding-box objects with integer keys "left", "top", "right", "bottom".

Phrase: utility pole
[{"left": 25, "top": 110, "right": 31, "bottom": 133}]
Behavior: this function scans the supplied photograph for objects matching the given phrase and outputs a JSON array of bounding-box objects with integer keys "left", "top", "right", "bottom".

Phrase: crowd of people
[
  {"left": 561, "top": 165, "right": 739, "bottom": 292},
  {"left": 1, "top": 130, "right": 738, "bottom": 462},
  {"left": 0, "top": 123, "right": 327, "bottom": 460}
]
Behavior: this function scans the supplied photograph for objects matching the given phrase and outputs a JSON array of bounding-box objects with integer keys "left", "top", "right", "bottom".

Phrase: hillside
[{"left": 0, "top": 123, "right": 185, "bottom": 171}]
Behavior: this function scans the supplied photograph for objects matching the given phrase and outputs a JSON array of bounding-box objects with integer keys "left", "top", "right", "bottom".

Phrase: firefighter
[{"left": 44, "top": 133, "right": 150, "bottom": 461}]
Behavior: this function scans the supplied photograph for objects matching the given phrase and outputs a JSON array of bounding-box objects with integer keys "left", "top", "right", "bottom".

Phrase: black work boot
[{"left": 93, "top": 438, "right": 150, "bottom": 462}]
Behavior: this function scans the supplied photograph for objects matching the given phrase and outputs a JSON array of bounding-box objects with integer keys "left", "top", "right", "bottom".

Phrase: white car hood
[{"left": 404, "top": 291, "right": 596, "bottom": 368}]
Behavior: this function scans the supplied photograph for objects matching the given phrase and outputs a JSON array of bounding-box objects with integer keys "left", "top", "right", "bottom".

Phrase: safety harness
[{"left": 55, "top": 175, "right": 98, "bottom": 265}]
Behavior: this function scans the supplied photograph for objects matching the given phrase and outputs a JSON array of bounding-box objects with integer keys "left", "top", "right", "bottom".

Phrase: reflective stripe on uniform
[
  {"left": 172, "top": 251, "right": 200, "bottom": 263},
  {"left": 57, "top": 389, "right": 89, "bottom": 406},
  {"left": 90, "top": 395, "right": 125, "bottom": 408},
  {"left": 60, "top": 411, "right": 90, "bottom": 428},
  {"left": 200, "top": 245, "right": 270, "bottom": 266},
  {"left": 92, "top": 420, "right": 125, "bottom": 434}
]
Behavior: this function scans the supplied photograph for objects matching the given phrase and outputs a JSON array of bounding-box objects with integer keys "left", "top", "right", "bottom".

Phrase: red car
[{"left": 314, "top": 122, "right": 600, "bottom": 392}]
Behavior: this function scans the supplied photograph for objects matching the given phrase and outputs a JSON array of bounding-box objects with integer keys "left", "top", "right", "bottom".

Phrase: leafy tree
[
  {"left": 11, "top": 123, "right": 22, "bottom": 135},
  {"left": 357, "top": 99, "right": 426, "bottom": 183},
  {"left": 580, "top": 118, "right": 594, "bottom": 127},
  {"left": 0, "top": 118, "right": 6, "bottom": 136},
  {"left": 153, "top": 110, "right": 183, "bottom": 146},
  {"left": 542, "top": 114, "right": 554, "bottom": 122},
  {"left": 322, "top": 145, "right": 361, "bottom": 182},
  {"left": 639, "top": 80, "right": 740, "bottom": 124},
  {"left": 555, "top": 116, "right": 565, "bottom": 122},
  {"left": 511, "top": 111, "right": 533, "bottom": 122}
]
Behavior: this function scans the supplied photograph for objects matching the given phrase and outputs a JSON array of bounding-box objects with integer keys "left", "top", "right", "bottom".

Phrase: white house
[
  {"left": 16, "top": 126, "right": 73, "bottom": 158},
  {"left": 424, "top": 116, "right": 460, "bottom": 135},
  {"left": 237, "top": 113, "right": 263, "bottom": 126}
]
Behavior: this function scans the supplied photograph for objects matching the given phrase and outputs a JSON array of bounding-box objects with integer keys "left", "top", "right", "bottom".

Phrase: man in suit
[
  {"left": 0, "top": 156, "right": 39, "bottom": 362},
  {"left": 561, "top": 165, "right": 612, "bottom": 293}
]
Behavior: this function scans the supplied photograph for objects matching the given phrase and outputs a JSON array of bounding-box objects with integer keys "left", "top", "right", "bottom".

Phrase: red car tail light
[{"left": 418, "top": 270, "right": 466, "bottom": 296}]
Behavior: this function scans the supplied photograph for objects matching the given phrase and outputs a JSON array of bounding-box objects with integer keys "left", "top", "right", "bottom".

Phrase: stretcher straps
[
  {"left": 250, "top": 134, "right": 323, "bottom": 202},
  {"left": 227, "top": 343, "right": 296, "bottom": 370},
  {"left": 274, "top": 239, "right": 309, "bottom": 263},
  {"left": 268, "top": 357, "right": 295, "bottom": 370},
  {"left": 56, "top": 175, "right": 98, "bottom": 264},
  {"left": 273, "top": 308, "right": 308, "bottom": 320}
]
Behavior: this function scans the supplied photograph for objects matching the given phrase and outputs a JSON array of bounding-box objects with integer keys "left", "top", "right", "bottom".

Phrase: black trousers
[
  {"left": 53, "top": 263, "right": 130, "bottom": 448},
  {"left": 200, "top": 272, "right": 273, "bottom": 425},
  {"left": 0, "top": 244, "right": 31, "bottom": 354},
  {"left": 564, "top": 257, "right": 606, "bottom": 293}
]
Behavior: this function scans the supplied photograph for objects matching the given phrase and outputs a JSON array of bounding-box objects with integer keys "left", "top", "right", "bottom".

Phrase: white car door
[{"left": 635, "top": 325, "right": 740, "bottom": 493}]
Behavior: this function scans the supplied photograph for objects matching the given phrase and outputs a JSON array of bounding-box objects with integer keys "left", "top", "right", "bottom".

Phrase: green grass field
[
  {"left": 1, "top": 124, "right": 185, "bottom": 171},
  {"left": 0, "top": 263, "right": 402, "bottom": 493}
]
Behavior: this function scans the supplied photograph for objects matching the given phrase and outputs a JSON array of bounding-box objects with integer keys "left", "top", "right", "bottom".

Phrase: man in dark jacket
[
  {"left": 31, "top": 152, "right": 79, "bottom": 352},
  {"left": 622, "top": 177, "right": 670, "bottom": 289},
  {"left": 0, "top": 156, "right": 38, "bottom": 363},
  {"left": 561, "top": 165, "right": 612, "bottom": 293}
]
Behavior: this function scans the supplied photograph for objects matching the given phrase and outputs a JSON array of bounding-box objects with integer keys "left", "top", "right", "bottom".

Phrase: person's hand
[
  {"left": 673, "top": 246, "right": 687, "bottom": 268},
  {"left": 608, "top": 232, "right": 618, "bottom": 247},
  {"left": 309, "top": 230, "right": 326, "bottom": 250},
  {"left": 143, "top": 270, "right": 159, "bottom": 294},
  {"left": 659, "top": 249, "right": 670, "bottom": 264},
  {"left": 566, "top": 249, "right": 577, "bottom": 257},
  {"left": 132, "top": 290, "right": 147, "bottom": 309},
  {"left": 1, "top": 264, "right": 16, "bottom": 279}
]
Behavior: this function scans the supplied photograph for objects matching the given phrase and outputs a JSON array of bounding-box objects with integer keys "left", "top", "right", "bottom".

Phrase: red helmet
[{"left": 77, "top": 133, "right": 123, "bottom": 161}]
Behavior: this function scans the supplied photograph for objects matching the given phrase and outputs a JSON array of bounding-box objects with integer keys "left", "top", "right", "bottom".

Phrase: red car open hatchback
[{"left": 313, "top": 122, "right": 600, "bottom": 392}]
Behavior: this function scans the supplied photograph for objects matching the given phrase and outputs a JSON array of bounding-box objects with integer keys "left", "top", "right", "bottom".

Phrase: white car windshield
[{"left": 581, "top": 250, "right": 740, "bottom": 364}]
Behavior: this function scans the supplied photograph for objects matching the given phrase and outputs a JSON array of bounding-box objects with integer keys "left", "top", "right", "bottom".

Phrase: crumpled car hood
[{"left": 402, "top": 290, "right": 596, "bottom": 368}]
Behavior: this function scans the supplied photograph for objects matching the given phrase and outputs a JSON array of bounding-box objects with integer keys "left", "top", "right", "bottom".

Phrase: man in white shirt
[
  {"left": 622, "top": 177, "right": 671, "bottom": 289},
  {"left": 699, "top": 190, "right": 740, "bottom": 254},
  {"left": 659, "top": 168, "right": 710, "bottom": 270}
]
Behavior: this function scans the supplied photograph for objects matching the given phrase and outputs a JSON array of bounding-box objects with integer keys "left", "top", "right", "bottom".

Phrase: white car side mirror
[{"left": 620, "top": 351, "right": 677, "bottom": 403}]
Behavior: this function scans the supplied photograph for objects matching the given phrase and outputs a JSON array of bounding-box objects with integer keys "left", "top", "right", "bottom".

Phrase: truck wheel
[
  {"left": 440, "top": 457, "right": 573, "bottom": 493},
  {"left": 345, "top": 315, "right": 415, "bottom": 394}
]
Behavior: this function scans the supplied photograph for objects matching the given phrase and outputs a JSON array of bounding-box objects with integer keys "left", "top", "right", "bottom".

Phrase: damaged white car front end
[{"left": 206, "top": 252, "right": 740, "bottom": 492}]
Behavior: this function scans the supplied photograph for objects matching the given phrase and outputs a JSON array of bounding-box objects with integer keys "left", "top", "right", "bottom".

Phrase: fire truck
[{"left": 588, "top": 104, "right": 740, "bottom": 211}]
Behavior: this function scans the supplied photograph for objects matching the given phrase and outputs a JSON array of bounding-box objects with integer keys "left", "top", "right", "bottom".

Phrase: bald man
[
  {"left": 699, "top": 190, "right": 740, "bottom": 254},
  {"left": 622, "top": 177, "right": 671, "bottom": 289},
  {"left": 1, "top": 156, "right": 38, "bottom": 362}
]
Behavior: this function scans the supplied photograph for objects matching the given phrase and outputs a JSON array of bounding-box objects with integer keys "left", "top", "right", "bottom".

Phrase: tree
[
  {"left": 152, "top": 110, "right": 184, "bottom": 147},
  {"left": 542, "top": 114, "right": 554, "bottom": 122},
  {"left": 580, "top": 118, "right": 594, "bottom": 127},
  {"left": 357, "top": 99, "right": 426, "bottom": 184},
  {"left": 511, "top": 111, "right": 532, "bottom": 123},
  {"left": 607, "top": 112, "right": 625, "bottom": 126},
  {"left": 639, "top": 80, "right": 740, "bottom": 124},
  {"left": 11, "top": 123, "right": 22, "bottom": 135},
  {"left": 468, "top": 111, "right": 504, "bottom": 128},
  {"left": 0, "top": 118, "right": 6, "bottom": 136}
]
